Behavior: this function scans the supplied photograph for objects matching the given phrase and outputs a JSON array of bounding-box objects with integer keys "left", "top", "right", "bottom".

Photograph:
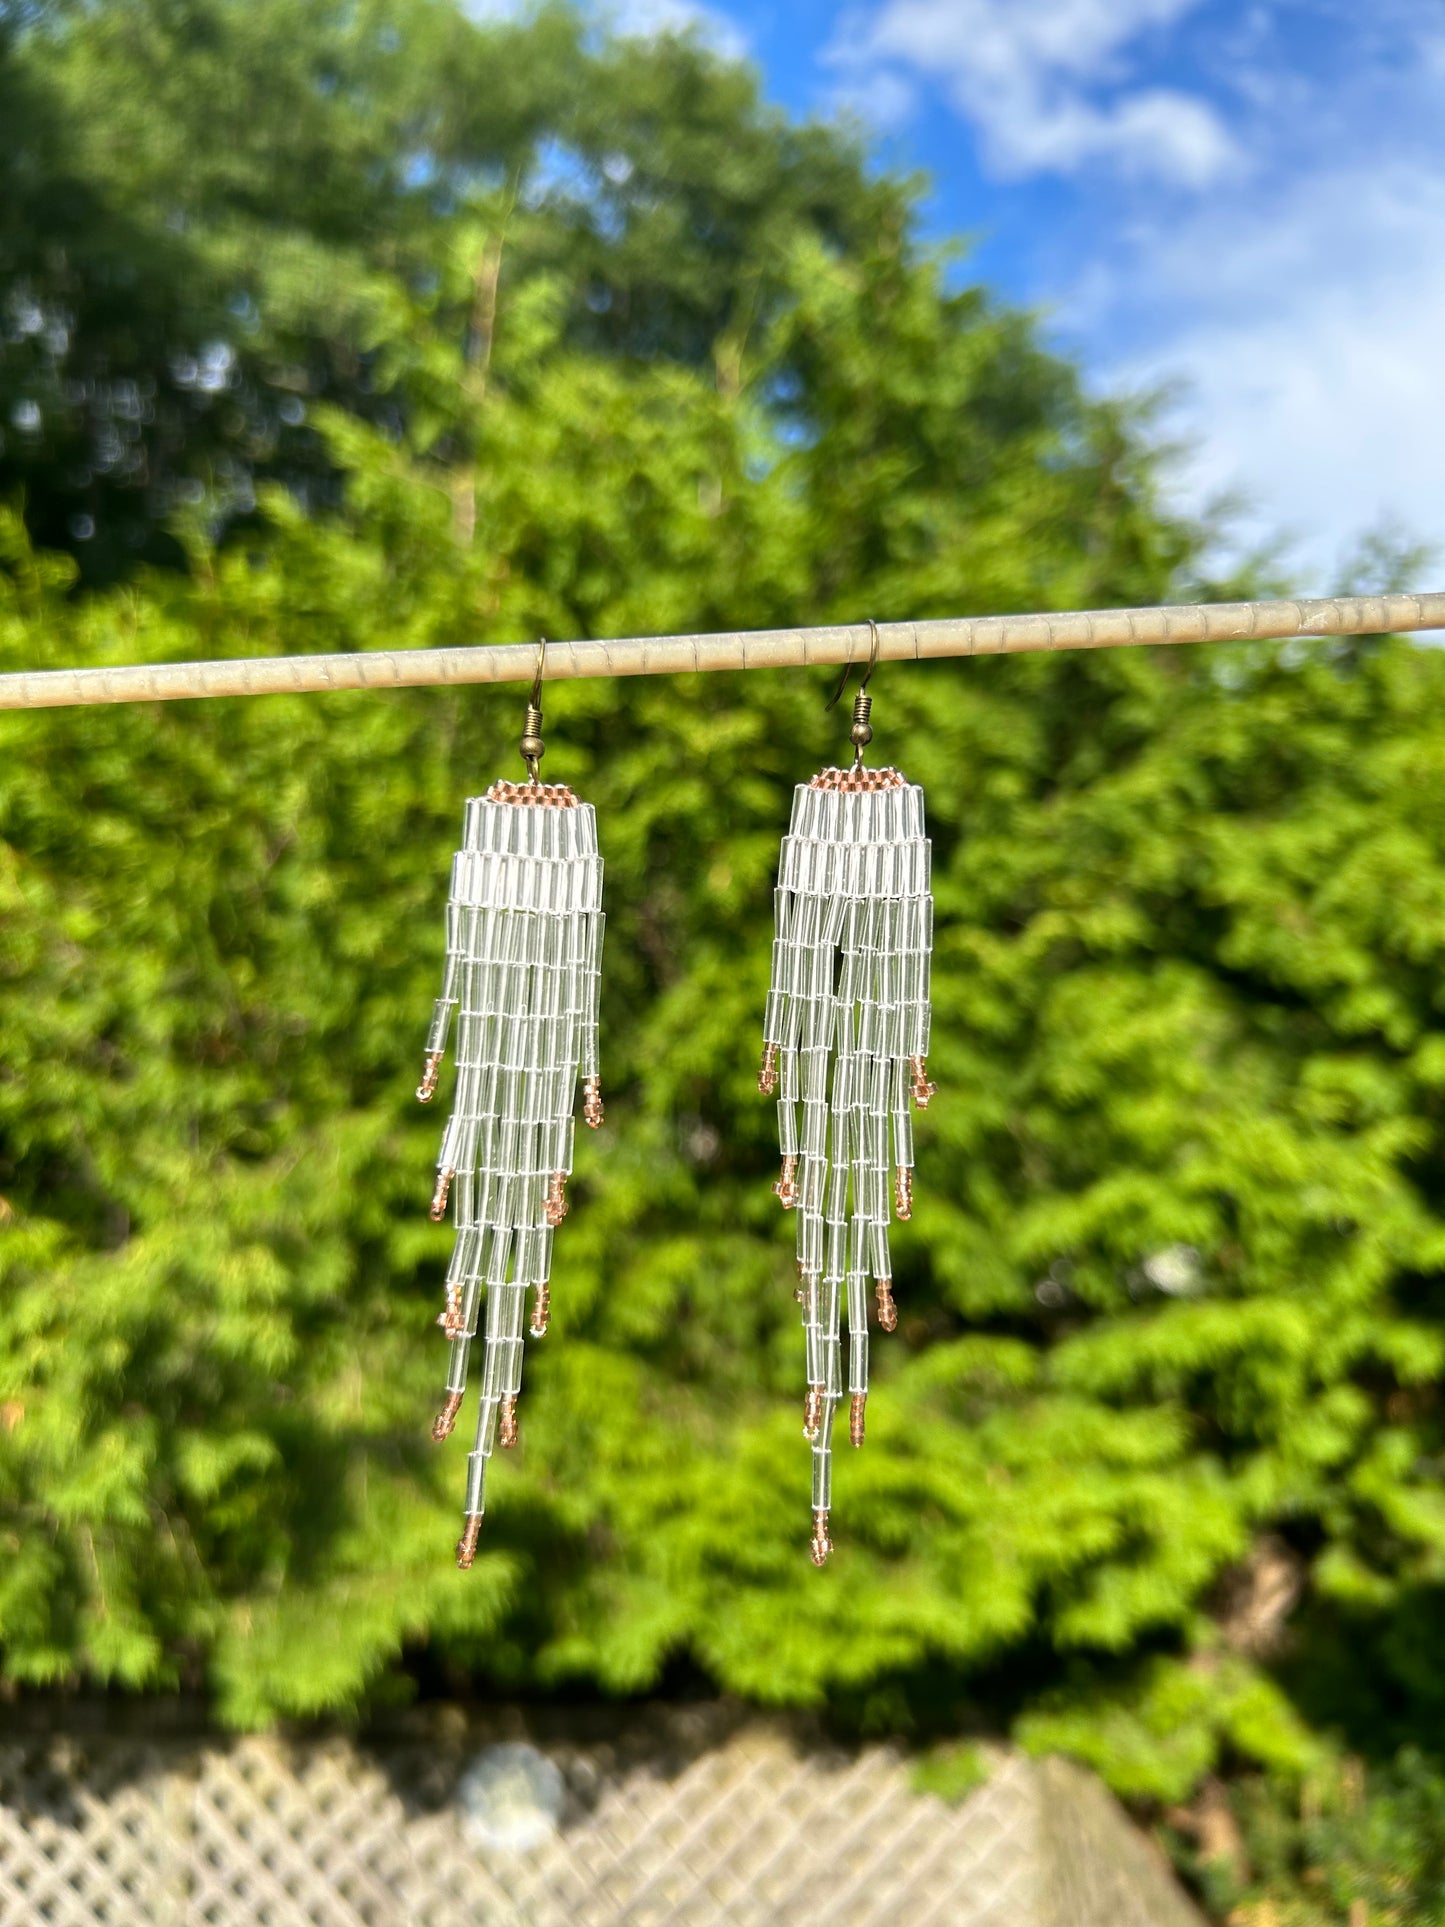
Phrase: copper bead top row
[
  {"left": 807, "top": 766, "right": 905, "bottom": 793},
  {"left": 485, "top": 779, "right": 579, "bottom": 808}
]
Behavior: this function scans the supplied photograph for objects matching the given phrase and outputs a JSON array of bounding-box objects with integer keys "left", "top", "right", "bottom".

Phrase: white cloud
[
  {"left": 828, "top": 0, "right": 1236, "bottom": 184},
  {"left": 1101, "top": 161, "right": 1445, "bottom": 584},
  {"left": 992, "top": 85, "right": 1234, "bottom": 183},
  {"left": 829, "top": 65, "right": 920, "bottom": 133}
]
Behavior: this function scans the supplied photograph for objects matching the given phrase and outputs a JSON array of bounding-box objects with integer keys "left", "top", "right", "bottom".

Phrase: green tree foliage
[
  {"left": 2, "top": 0, "right": 901, "bottom": 579},
  {"left": 3, "top": 4, "right": 1445, "bottom": 1882},
  {"left": 0, "top": 5, "right": 226, "bottom": 578},
  {"left": 1182, "top": 1753, "right": 1445, "bottom": 1924}
]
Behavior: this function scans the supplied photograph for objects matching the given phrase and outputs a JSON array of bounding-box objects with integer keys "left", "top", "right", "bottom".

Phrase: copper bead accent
[
  {"left": 850, "top": 1392, "right": 866, "bottom": 1447},
  {"left": 806, "top": 766, "right": 905, "bottom": 794},
  {"left": 530, "top": 1283, "right": 551, "bottom": 1338},
  {"left": 544, "top": 1171, "right": 569, "bottom": 1227},
  {"left": 499, "top": 1395, "right": 518, "bottom": 1449},
  {"left": 430, "top": 1168, "right": 454, "bottom": 1222},
  {"left": 456, "top": 1514, "right": 483, "bottom": 1569},
  {"left": 810, "top": 1510, "right": 832, "bottom": 1567},
  {"left": 432, "top": 1392, "right": 462, "bottom": 1442},
  {"left": 774, "top": 1155, "right": 799, "bottom": 1210},
  {"left": 417, "top": 1053, "right": 443, "bottom": 1104},
  {"left": 583, "top": 1077, "right": 604, "bottom": 1130},
  {"left": 894, "top": 1167, "right": 913, "bottom": 1222},
  {"left": 436, "top": 1284, "right": 465, "bottom": 1341},
  {"left": 875, "top": 1279, "right": 898, "bottom": 1333},
  {"left": 484, "top": 779, "right": 578, "bottom": 808},
  {"left": 909, "top": 1055, "right": 937, "bottom": 1109},
  {"left": 759, "top": 1043, "right": 779, "bottom": 1097},
  {"left": 803, "top": 1387, "right": 823, "bottom": 1440}
]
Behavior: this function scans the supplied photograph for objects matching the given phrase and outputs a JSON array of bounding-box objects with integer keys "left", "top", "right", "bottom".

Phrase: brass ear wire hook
[
  {"left": 826, "top": 620, "right": 880, "bottom": 769},
  {"left": 521, "top": 637, "right": 546, "bottom": 782},
  {"left": 825, "top": 618, "right": 880, "bottom": 711}
]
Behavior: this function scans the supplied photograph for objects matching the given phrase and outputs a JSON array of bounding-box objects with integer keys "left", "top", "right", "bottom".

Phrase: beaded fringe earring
[
  {"left": 417, "top": 646, "right": 604, "bottom": 1569},
  {"left": 760, "top": 626, "right": 935, "bottom": 1566}
]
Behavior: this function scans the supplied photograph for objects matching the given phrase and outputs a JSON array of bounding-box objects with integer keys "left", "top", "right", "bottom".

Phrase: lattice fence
[{"left": 0, "top": 1707, "right": 1205, "bottom": 1927}]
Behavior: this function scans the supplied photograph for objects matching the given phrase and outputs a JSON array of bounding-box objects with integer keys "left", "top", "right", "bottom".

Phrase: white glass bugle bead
[
  {"left": 419, "top": 781, "right": 605, "bottom": 1568},
  {"left": 760, "top": 766, "right": 934, "bottom": 1565}
]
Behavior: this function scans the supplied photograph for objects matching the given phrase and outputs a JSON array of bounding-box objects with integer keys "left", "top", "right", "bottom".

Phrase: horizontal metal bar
[{"left": 2, "top": 591, "right": 1441, "bottom": 711}]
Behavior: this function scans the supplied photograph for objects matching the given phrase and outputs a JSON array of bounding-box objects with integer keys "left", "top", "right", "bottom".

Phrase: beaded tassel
[
  {"left": 419, "top": 777, "right": 604, "bottom": 1568},
  {"left": 761, "top": 752, "right": 934, "bottom": 1566}
]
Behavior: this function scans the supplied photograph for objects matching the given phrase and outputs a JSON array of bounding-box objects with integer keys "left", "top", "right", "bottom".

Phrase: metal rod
[{"left": 2, "top": 591, "right": 1441, "bottom": 712}]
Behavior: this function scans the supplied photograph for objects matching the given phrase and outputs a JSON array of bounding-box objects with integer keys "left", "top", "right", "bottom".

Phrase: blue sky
[{"left": 604, "top": 0, "right": 1445, "bottom": 592}]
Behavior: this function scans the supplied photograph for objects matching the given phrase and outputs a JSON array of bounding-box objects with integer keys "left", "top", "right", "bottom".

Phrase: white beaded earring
[
  {"left": 760, "top": 624, "right": 935, "bottom": 1565},
  {"left": 418, "top": 644, "right": 605, "bottom": 1569}
]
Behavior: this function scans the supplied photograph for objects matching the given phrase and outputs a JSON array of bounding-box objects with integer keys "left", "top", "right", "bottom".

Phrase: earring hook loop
[
  {"left": 863, "top": 617, "right": 880, "bottom": 688},
  {"left": 826, "top": 619, "right": 881, "bottom": 711},
  {"left": 529, "top": 636, "right": 547, "bottom": 711}
]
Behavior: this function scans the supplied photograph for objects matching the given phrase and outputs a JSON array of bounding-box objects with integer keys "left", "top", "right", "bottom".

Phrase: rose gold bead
[
  {"left": 894, "top": 1167, "right": 913, "bottom": 1222},
  {"left": 807, "top": 767, "right": 903, "bottom": 793},
  {"left": 436, "top": 1285, "right": 464, "bottom": 1340},
  {"left": 544, "top": 1172, "right": 568, "bottom": 1227},
  {"left": 432, "top": 1392, "right": 462, "bottom": 1442},
  {"left": 456, "top": 1514, "right": 482, "bottom": 1569},
  {"left": 583, "top": 1077, "right": 604, "bottom": 1130},
  {"left": 499, "top": 1395, "right": 518, "bottom": 1449},
  {"left": 810, "top": 1510, "right": 832, "bottom": 1567},
  {"left": 485, "top": 781, "right": 578, "bottom": 808},
  {"left": 530, "top": 1283, "right": 551, "bottom": 1338},
  {"left": 759, "top": 1042, "right": 779, "bottom": 1097},
  {"left": 875, "top": 1279, "right": 898, "bottom": 1333},
  {"left": 909, "top": 1055, "right": 937, "bottom": 1109},
  {"left": 803, "top": 1387, "right": 822, "bottom": 1440},
  {"left": 417, "top": 1052, "right": 443, "bottom": 1104},
  {"left": 774, "top": 1155, "right": 799, "bottom": 1210},
  {"left": 850, "top": 1392, "right": 866, "bottom": 1447},
  {"left": 429, "top": 1168, "right": 454, "bottom": 1222}
]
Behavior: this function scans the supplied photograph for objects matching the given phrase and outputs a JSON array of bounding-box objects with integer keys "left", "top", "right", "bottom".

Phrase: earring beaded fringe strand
[
  {"left": 418, "top": 656, "right": 604, "bottom": 1568},
  {"left": 760, "top": 656, "right": 934, "bottom": 1566}
]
